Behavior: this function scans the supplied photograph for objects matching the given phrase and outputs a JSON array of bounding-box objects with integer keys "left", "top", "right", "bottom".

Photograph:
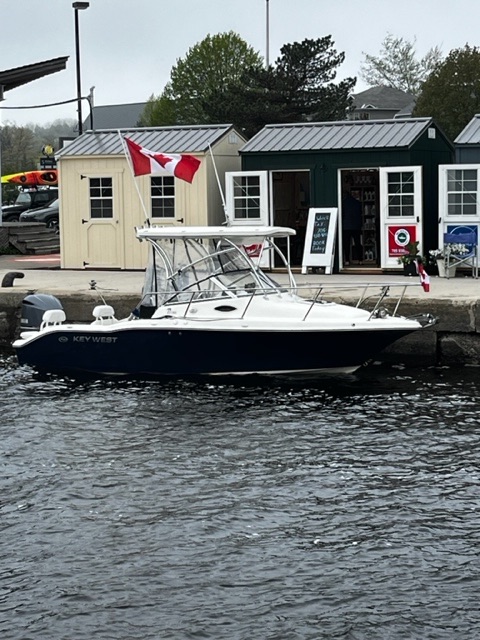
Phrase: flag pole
[
  {"left": 118, "top": 130, "right": 150, "bottom": 226},
  {"left": 208, "top": 143, "right": 231, "bottom": 226}
]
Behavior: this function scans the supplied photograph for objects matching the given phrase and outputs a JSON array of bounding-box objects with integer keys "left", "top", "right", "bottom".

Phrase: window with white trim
[
  {"left": 89, "top": 177, "right": 113, "bottom": 218},
  {"left": 447, "top": 169, "right": 478, "bottom": 216},
  {"left": 151, "top": 176, "right": 175, "bottom": 218},
  {"left": 387, "top": 171, "right": 414, "bottom": 217},
  {"left": 232, "top": 175, "right": 261, "bottom": 219}
]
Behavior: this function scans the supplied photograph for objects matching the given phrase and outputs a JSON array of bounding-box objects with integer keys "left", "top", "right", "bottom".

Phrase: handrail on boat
[{"left": 134, "top": 281, "right": 422, "bottom": 322}]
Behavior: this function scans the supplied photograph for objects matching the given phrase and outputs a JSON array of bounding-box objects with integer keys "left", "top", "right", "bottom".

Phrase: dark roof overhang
[{"left": 0, "top": 56, "right": 69, "bottom": 96}]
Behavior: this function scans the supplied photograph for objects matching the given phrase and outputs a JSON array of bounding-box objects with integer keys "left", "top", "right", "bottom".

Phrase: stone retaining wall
[{"left": 0, "top": 290, "right": 479, "bottom": 366}]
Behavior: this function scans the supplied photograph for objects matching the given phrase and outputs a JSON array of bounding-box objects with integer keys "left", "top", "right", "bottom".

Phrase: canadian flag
[
  {"left": 415, "top": 258, "right": 430, "bottom": 292},
  {"left": 124, "top": 136, "right": 201, "bottom": 183}
]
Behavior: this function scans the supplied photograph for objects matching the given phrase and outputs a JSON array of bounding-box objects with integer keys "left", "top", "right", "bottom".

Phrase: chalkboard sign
[
  {"left": 302, "top": 208, "right": 338, "bottom": 274},
  {"left": 310, "top": 211, "right": 331, "bottom": 254}
]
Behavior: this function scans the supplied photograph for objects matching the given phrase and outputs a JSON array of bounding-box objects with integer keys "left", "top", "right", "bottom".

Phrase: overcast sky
[{"left": 2, "top": 0, "right": 479, "bottom": 129}]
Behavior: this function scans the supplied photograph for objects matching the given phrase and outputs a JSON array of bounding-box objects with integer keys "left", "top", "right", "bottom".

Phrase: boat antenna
[
  {"left": 118, "top": 130, "right": 151, "bottom": 226},
  {"left": 208, "top": 142, "right": 231, "bottom": 226}
]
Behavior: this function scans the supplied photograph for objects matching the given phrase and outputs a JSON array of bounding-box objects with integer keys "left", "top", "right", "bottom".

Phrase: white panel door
[
  {"left": 80, "top": 173, "right": 124, "bottom": 268},
  {"left": 379, "top": 166, "right": 423, "bottom": 268},
  {"left": 225, "top": 171, "right": 269, "bottom": 226},
  {"left": 438, "top": 165, "right": 480, "bottom": 246},
  {"left": 225, "top": 171, "right": 271, "bottom": 267}
]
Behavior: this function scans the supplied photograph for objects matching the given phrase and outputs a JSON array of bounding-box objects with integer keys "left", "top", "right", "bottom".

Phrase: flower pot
[
  {"left": 403, "top": 261, "right": 417, "bottom": 276},
  {"left": 437, "top": 260, "right": 457, "bottom": 278}
]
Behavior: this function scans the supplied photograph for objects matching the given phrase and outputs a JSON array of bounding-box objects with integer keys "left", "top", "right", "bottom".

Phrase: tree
[
  {"left": 414, "top": 45, "right": 480, "bottom": 140},
  {"left": 138, "top": 93, "right": 177, "bottom": 127},
  {"left": 0, "top": 124, "right": 38, "bottom": 175},
  {"left": 141, "top": 34, "right": 355, "bottom": 137},
  {"left": 360, "top": 33, "right": 442, "bottom": 96},
  {"left": 139, "top": 32, "right": 263, "bottom": 126},
  {"left": 226, "top": 37, "right": 355, "bottom": 137}
]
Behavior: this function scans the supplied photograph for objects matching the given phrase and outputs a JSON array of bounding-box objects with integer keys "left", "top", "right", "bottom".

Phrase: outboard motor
[{"left": 21, "top": 294, "right": 64, "bottom": 330}]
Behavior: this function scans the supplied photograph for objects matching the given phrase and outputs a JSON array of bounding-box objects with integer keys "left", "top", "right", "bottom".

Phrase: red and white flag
[
  {"left": 415, "top": 259, "right": 430, "bottom": 292},
  {"left": 124, "top": 136, "right": 201, "bottom": 183}
]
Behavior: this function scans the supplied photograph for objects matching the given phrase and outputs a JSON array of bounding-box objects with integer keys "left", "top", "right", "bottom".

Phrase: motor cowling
[{"left": 20, "top": 294, "right": 64, "bottom": 330}]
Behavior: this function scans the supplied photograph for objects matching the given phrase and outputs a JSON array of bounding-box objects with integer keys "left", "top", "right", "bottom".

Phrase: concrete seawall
[{"left": 0, "top": 265, "right": 479, "bottom": 366}]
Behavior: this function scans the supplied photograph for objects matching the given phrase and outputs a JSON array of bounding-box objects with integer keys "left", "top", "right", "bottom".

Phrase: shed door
[
  {"left": 225, "top": 171, "right": 270, "bottom": 267},
  {"left": 438, "top": 165, "right": 480, "bottom": 246},
  {"left": 81, "top": 174, "right": 124, "bottom": 268},
  {"left": 379, "top": 166, "right": 423, "bottom": 268}
]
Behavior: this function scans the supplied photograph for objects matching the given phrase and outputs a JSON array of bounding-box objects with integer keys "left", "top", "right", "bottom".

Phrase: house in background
[
  {"left": 82, "top": 102, "right": 148, "bottom": 131},
  {"left": 56, "top": 124, "right": 245, "bottom": 269},
  {"left": 348, "top": 86, "right": 415, "bottom": 121}
]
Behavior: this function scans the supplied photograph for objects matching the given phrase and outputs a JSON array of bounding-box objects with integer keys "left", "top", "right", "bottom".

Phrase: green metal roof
[{"left": 241, "top": 118, "right": 436, "bottom": 153}]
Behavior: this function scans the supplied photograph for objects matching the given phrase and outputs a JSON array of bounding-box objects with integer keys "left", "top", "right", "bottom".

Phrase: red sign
[
  {"left": 243, "top": 243, "right": 263, "bottom": 258},
  {"left": 388, "top": 226, "right": 416, "bottom": 257}
]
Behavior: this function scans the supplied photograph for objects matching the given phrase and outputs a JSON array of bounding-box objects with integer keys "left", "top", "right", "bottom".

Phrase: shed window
[
  {"left": 447, "top": 169, "right": 478, "bottom": 216},
  {"left": 232, "top": 175, "right": 261, "bottom": 219},
  {"left": 151, "top": 176, "right": 175, "bottom": 218},
  {"left": 89, "top": 177, "right": 113, "bottom": 219},
  {"left": 386, "top": 172, "right": 414, "bottom": 217}
]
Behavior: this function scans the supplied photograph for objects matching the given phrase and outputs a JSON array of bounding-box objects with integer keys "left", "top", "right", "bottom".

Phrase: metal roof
[
  {"left": 241, "top": 118, "right": 435, "bottom": 153},
  {"left": 57, "top": 125, "right": 244, "bottom": 158},
  {"left": 455, "top": 115, "right": 480, "bottom": 145},
  {"left": 83, "top": 102, "right": 147, "bottom": 130},
  {"left": 352, "top": 86, "right": 415, "bottom": 110},
  {"left": 0, "top": 57, "right": 68, "bottom": 93}
]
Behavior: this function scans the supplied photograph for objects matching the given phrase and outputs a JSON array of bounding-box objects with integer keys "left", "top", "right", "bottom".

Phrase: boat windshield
[{"left": 141, "top": 235, "right": 282, "bottom": 308}]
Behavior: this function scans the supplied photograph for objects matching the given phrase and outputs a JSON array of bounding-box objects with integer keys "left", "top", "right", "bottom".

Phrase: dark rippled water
[{"left": 2, "top": 354, "right": 480, "bottom": 639}]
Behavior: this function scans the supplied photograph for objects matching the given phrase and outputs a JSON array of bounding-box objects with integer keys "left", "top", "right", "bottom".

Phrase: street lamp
[
  {"left": 72, "top": 1, "right": 89, "bottom": 136},
  {"left": 265, "top": 0, "right": 270, "bottom": 67}
]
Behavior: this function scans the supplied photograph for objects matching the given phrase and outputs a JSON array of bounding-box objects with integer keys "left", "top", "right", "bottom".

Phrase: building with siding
[
  {"left": 56, "top": 125, "right": 245, "bottom": 269},
  {"left": 454, "top": 114, "right": 480, "bottom": 163},
  {"left": 235, "top": 117, "right": 454, "bottom": 271}
]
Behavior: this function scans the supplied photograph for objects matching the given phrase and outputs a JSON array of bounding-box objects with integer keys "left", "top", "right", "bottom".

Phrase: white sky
[{"left": 1, "top": 0, "right": 479, "bottom": 128}]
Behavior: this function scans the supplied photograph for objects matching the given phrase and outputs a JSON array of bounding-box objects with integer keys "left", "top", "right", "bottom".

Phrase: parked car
[
  {"left": 19, "top": 198, "right": 60, "bottom": 232},
  {"left": 2, "top": 187, "right": 58, "bottom": 222}
]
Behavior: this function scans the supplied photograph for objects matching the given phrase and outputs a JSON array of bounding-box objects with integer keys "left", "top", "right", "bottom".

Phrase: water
[{"left": 1, "top": 354, "right": 480, "bottom": 639}]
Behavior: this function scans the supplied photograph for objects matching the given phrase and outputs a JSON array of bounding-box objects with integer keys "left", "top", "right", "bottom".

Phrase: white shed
[{"left": 56, "top": 124, "right": 246, "bottom": 269}]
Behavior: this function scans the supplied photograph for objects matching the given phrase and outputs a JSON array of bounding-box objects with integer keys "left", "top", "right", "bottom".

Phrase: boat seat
[
  {"left": 40, "top": 309, "right": 66, "bottom": 329},
  {"left": 92, "top": 304, "right": 117, "bottom": 325}
]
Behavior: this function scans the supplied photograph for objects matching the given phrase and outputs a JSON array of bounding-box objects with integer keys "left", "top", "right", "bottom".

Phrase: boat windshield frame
[{"left": 140, "top": 233, "right": 296, "bottom": 309}]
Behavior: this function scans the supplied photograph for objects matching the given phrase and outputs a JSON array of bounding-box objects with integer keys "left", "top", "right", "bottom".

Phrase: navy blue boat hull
[{"left": 14, "top": 325, "right": 416, "bottom": 377}]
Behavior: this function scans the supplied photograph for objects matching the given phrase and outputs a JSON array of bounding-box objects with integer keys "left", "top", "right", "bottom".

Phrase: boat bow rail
[{"left": 134, "top": 281, "right": 430, "bottom": 324}]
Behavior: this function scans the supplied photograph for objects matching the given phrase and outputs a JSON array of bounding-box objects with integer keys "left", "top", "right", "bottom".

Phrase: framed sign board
[{"left": 301, "top": 208, "right": 338, "bottom": 274}]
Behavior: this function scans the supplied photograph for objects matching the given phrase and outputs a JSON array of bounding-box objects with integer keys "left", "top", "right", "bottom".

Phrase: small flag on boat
[
  {"left": 415, "top": 258, "right": 430, "bottom": 292},
  {"left": 124, "top": 136, "right": 201, "bottom": 183}
]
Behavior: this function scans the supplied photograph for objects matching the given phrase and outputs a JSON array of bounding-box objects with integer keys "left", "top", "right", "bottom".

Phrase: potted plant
[
  {"left": 429, "top": 242, "right": 468, "bottom": 277},
  {"left": 397, "top": 241, "right": 422, "bottom": 276}
]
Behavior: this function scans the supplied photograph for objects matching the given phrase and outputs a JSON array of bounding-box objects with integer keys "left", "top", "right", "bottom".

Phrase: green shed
[{"left": 228, "top": 117, "right": 454, "bottom": 271}]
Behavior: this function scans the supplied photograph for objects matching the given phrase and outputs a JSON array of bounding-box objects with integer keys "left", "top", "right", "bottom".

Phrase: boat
[
  {"left": 13, "top": 225, "right": 435, "bottom": 378},
  {"left": 1, "top": 170, "right": 58, "bottom": 186}
]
